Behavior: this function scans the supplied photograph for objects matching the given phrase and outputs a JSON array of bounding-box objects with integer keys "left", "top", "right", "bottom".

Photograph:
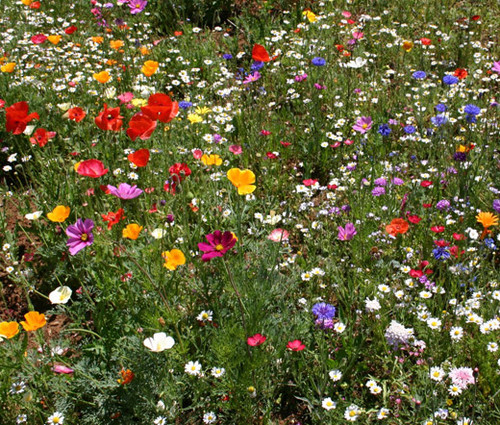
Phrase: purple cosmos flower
[
  {"left": 129, "top": 0, "right": 147, "bottom": 14},
  {"left": 312, "top": 303, "right": 336, "bottom": 320},
  {"left": 198, "top": 230, "right": 236, "bottom": 262},
  {"left": 492, "top": 61, "right": 500, "bottom": 74},
  {"left": 352, "top": 116, "right": 372, "bottom": 134},
  {"left": 493, "top": 199, "right": 500, "bottom": 213},
  {"left": 337, "top": 222, "right": 357, "bottom": 240},
  {"left": 107, "top": 183, "right": 143, "bottom": 199},
  {"left": 66, "top": 219, "right": 94, "bottom": 255},
  {"left": 243, "top": 71, "right": 261, "bottom": 84}
]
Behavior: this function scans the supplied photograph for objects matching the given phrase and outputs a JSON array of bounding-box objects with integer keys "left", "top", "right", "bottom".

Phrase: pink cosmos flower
[
  {"left": 247, "top": 333, "right": 267, "bottom": 346},
  {"left": 66, "top": 219, "right": 94, "bottom": 256},
  {"left": 107, "top": 183, "right": 143, "bottom": 199},
  {"left": 287, "top": 340, "right": 305, "bottom": 351},
  {"left": 118, "top": 92, "right": 134, "bottom": 104},
  {"left": 352, "top": 116, "right": 372, "bottom": 134},
  {"left": 31, "top": 34, "right": 47, "bottom": 44},
  {"left": 198, "top": 230, "right": 237, "bottom": 262},
  {"left": 268, "top": 228, "right": 289, "bottom": 242},
  {"left": 52, "top": 365, "right": 74, "bottom": 374},
  {"left": 492, "top": 61, "right": 500, "bottom": 74},
  {"left": 243, "top": 71, "right": 261, "bottom": 84},
  {"left": 229, "top": 145, "right": 243, "bottom": 155}
]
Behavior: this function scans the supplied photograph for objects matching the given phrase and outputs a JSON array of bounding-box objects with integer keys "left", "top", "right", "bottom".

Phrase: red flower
[
  {"left": 266, "top": 152, "right": 278, "bottom": 159},
  {"left": 471, "top": 15, "right": 480, "bottom": 21},
  {"left": 303, "top": 179, "right": 318, "bottom": 186},
  {"left": 95, "top": 104, "right": 123, "bottom": 131},
  {"left": 450, "top": 245, "right": 465, "bottom": 258},
  {"left": 420, "top": 180, "right": 433, "bottom": 188},
  {"left": 409, "top": 269, "right": 423, "bottom": 278},
  {"left": 169, "top": 163, "right": 191, "bottom": 180},
  {"left": 280, "top": 141, "right": 291, "bottom": 147},
  {"left": 77, "top": 159, "right": 109, "bottom": 178},
  {"left": 247, "top": 333, "right": 266, "bottom": 346},
  {"left": 454, "top": 68, "right": 468, "bottom": 79},
  {"left": 407, "top": 214, "right": 422, "bottom": 224},
  {"left": 452, "top": 233, "right": 465, "bottom": 240},
  {"left": 173, "top": 31, "right": 183, "bottom": 36},
  {"left": 30, "top": 128, "right": 56, "bottom": 147},
  {"left": 141, "top": 93, "right": 178, "bottom": 123},
  {"left": 67, "top": 107, "right": 86, "bottom": 122},
  {"left": 101, "top": 208, "right": 125, "bottom": 230},
  {"left": 287, "top": 340, "right": 305, "bottom": 351},
  {"left": 430, "top": 226, "right": 445, "bottom": 233},
  {"left": 65, "top": 25, "right": 78, "bottom": 34},
  {"left": 0, "top": 99, "right": 5, "bottom": 108},
  {"left": 252, "top": 44, "right": 270, "bottom": 62},
  {"left": 127, "top": 149, "right": 150, "bottom": 167},
  {"left": 434, "top": 239, "right": 450, "bottom": 247},
  {"left": 420, "top": 37, "right": 432, "bottom": 45},
  {"left": 5, "top": 102, "right": 39, "bottom": 135},
  {"left": 126, "top": 113, "right": 157, "bottom": 141},
  {"left": 422, "top": 203, "right": 433, "bottom": 208},
  {"left": 385, "top": 218, "right": 409, "bottom": 236},
  {"left": 30, "top": 1, "right": 41, "bottom": 8},
  {"left": 31, "top": 34, "right": 47, "bottom": 44}
]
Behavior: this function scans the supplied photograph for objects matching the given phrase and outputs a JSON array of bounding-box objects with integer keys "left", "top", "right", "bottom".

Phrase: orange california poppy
[
  {"left": 20, "top": 311, "right": 46, "bottom": 331},
  {"left": 385, "top": 218, "right": 409, "bottom": 236}
]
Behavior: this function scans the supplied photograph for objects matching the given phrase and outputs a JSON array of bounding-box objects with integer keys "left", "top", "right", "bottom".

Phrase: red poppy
[
  {"left": 385, "top": 218, "right": 409, "bottom": 236},
  {"left": 430, "top": 226, "right": 445, "bottom": 233},
  {"left": 99, "top": 184, "right": 111, "bottom": 194},
  {"left": 169, "top": 162, "right": 191, "bottom": 180},
  {"left": 31, "top": 34, "right": 47, "bottom": 44},
  {"left": 422, "top": 203, "right": 433, "bottom": 208},
  {"left": 266, "top": 152, "right": 278, "bottom": 159},
  {"left": 452, "top": 233, "right": 465, "bottom": 240},
  {"left": 450, "top": 245, "right": 465, "bottom": 258},
  {"left": 280, "top": 141, "right": 291, "bottom": 147},
  {"left": 471, "top": 15, "right": 480, "bottom": 21},
  {"left": 420, "top": 37, "right": 432, "bottom": 45},
  {"left": 29, "top": 1, "right": 41, "bottom": 8},
  {"left": 149, "top": 203, "right": 158, "bottom": 213},
  {"left": 76, "top": 159, "right": 109, "bottom": 178},
  {"left": 101, "top": 208, "right": 125, "bottom": 230},
  {"left": 407, "top": 214, "right": 422, "bottom": 224},
  {"left": 420, "top": 180, "right": 433, "bottom": 188},
  {"left": 0, "top": 99, "right": 5, "bottom": 109},
  {"left": 303, "top": 179, "right": 318, "bottom": 186},
  {"left": 287, "top": 340, "right": 305, "bottom": 351},
  {"left": 335, "top": 44, "right": 344, "bottom": 52},
  {"left": 67, "top": 107, "right": 86, "bottom": 122},
  {"left": 252, "top": 44, "right": 270, "bottom": 62},
  {"left": 247, "top": 333, "right": 266, "bottom": 346},
  {"left": 95, "top": 104, "right": 123, "bottom": 131},
  {"left": 173, "top": 31, "right": 183, "bottom": 36},
  {"left": 65, "top": 26, "right": 78, "bottom": 34},
  {"left": 192, "top": 149, "right": 203, "bottom": 159},
  {"left": 30, "top": 128, "right": 56, "bottom": 147},
  {"left": 454, "top": 68, "right": 468, "bottom": 79},
  {"left": 409, "top": 269, "right": 423, "bottom": 278},
  {"left": 141, "top": 93, "right": 178, "bottom": 123},
  {"left": 5, "top": 101, "right": 39, "bottom": 135},
  {"left": 126, "top": 113, "right": 157, "bottom": 141},
  {"left": 127, "top": 149, "right": 150, "bottom": 167}
]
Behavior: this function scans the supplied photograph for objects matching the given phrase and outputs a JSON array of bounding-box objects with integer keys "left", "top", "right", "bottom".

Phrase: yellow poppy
[
  {"left": 201, "top": 154, "right": 223, "bottom": 166},
  {"left": 227, "top": 168, "right": 256, "bottom": 195},
  {"left": 47, "top": 205, "right": 70, "bottom": 223},
  {"left": 47, "top": 35, "right": 62, "bottom": 45},
  {"left": 122, "top": 223, "right": 143, "bottom": 240},
  {"left": 141, "top": 60, "right": 159, "bottom": 77},
  {"left": 93, "top": 71, "right": 111, "bottom": 83},
  {"left": 0, "top": 321, "right": 19, "bottom": 339},
  {"left": 20, "top": 311, "right": 46, "bottom": 332},
  {"left": 1, "top": 63, "right": 16, "bottom": 73},
  {"left": 162, "top": 249, "right": 186, "bottom": 270}
]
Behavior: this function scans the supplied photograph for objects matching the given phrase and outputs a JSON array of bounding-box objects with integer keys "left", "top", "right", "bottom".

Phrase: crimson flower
[
  {"left": 141, "top": 93, "right": 178, "bottom": 123},
  {"left": 247, "top": 333, "right": 267, "bottom": 346},
  {"left": 126, "top": 113, "right": 157, "bottom": 141},
  {"left": 5, "top": 102, "right": 39, "bottom": 135},
  {"left": 407, "top": 214, "right": 422, "bottom": 224},
  {"left": 31, "top": 34, "right": 47, "bottom": 44},
  {"left": 30, "top": 128, "right": 56, "bottom": 147},
  {"left": 198, "top": 230, "right": 236, "bottom": 262},
  {"left": 66, "top": 107, "right": 86, "bottom": 122},
  {"left": 95, "top": 104, "right": 123, "bottom": 131},
  {"left": 430, "top": 226, "right": 445, "bottom": 233},
  {"left": 77, "top": 159, "right": 108, "bottom": 178},
  {"left": 101, "top": 208, "right": 125, "bottom": 230},
  {"left": 127, "top": 149, "right": 150, "bottom": 167},
  {"left": 287, "top": 340, "right": 305, "bottom": 351}
]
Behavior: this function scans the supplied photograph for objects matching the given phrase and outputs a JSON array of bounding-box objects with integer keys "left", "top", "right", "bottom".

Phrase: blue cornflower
[
  {"left": 311, "top": 57, "right": 326, "bottom": 66},
  {"left": 432, "top": 247, "right": 451, "bottom": 260},
  {"left": 312, "top": 303, "right": 336, "bottom": 320},
  {"left": 484, "top": 238, "right": 497, "bottom": 250},
  {"left": 443, "top": 75, "right": 459, "bottom": 85},
  {"left": 464, "top": 104, "right": 480, "bottom": 116},
  {"left": 251, "top": 61, "right": 264, "bottom": 71},
  {"left": 403, "top": 125, "right": 416, "bottom": 134},
  {"left": 412, "top": 71, "right": 426, "bottom": 79},
  {"left": 431, "top": 114, "right": 448, "bottom": 126},
  {"left": 435, "top": 103, "right": 447, "bottom": 112},
  {"left": 378, "top": 124, "right": 391, "bottom": 136},
  {"left": 465, "top": 114, "right": 477, "bottom": 123},
  {"left": 222, "top": 53, "right": 233, "bottom": 60},
  {"left": 178, "top": 101, "right": 193, "bottom": 110}
]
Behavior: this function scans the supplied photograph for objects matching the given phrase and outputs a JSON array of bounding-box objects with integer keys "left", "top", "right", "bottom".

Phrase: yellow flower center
[
  {"left": 349, "top": 411, "right": 356, "bottom": 417},
  {"left": 362, "top": 123, "right": 368, "bottom": 129},
  {"left": 81, "top": 233, "right": 88, "bottom": 241},
  {"left": 215, "top": 244, "right": 224, "bottom": 251}
]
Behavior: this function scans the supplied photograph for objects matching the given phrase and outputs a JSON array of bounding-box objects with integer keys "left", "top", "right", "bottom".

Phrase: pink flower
[
  {"left": 268, "top": 229, "right": 289, "bottom": 242},
  {"left": 352, "top": 31, "right": 364, "bottom": 39},
  {"left": 52, "top": 364, "right": 74, "bottom": 374},
  {"left": 107, "top": 183, "right": 143, "bottom": 200},
  {"left": 449, "top": 367, "right": 475, "bottom": 389},
  {"left": 192, "top": 149, "right": 203, "bottom": 159},
  {"left": 491, "top": 61, "right": 500, "bottom": 74},
  {"left": 303, "top": 179, "right": 318, "bottom": 187},
  {"left": 342, "top": 11, "right": 352, "bottom": 18},
  {"left": 31, "top": 34, "right": 47, "bottom": 44},
  {"left": 247, "top": 333, "right": 267, "bottom": 346},
  {"left": 229, "top": 145, "right": 243, "bottom": 155},
  {"left": 287, "top": 339, "right": 305, "bottom": 351},
  {"left": 352, "top": 116, "right": 372, "bottom": 134},
  {"left": 118, "top": 92, "right": 134, "bottom": 104},
  {"left": 198, "top": 230, "right": 237, "bottom": 262}
]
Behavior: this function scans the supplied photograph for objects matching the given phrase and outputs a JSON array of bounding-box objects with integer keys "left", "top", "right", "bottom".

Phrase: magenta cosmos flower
[
  {"left": 337, "top": 223, "right": 357, "bottom": 240},
  {"left": 198, "top": 230, "right": 236, "bottom": 262},
  {"left": 107, "top": 183, "right": 143, "bottom": 199},
  {"left": 352, "top": 116, "right": 372, "bottom": 134},
  {"left": 66, "top": 218, "right": 94, "bottom": 255},
  {"left": 129, "top": 0, "right": 147, "bottom": 14}
]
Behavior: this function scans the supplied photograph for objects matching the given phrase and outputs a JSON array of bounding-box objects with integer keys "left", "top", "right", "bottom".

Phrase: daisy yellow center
[
  {"left": 81, "top": 233, "right": 88, "bottom": 241},
  {"left": 53, "top": 418, "right": 61, "bottom": 424},
  {"left": 362, "top": 123, "right": 368, "bottom": 128},
  {"left": 215, "top": 244, "right": 224, "bottom": 251},
  {"left": 349, "top": 411, "right": 356, "bottom": 417}
]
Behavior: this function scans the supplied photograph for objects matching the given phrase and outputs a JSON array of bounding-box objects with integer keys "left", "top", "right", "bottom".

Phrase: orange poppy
[
  {"left": 0, "top": 321, "right": 20, "bottom": 339},
  {"left": 385, "top": 218, "right": 409, "bottom": 236},
  {"left": 20, "top": 311, "right": 46, "bottom": 331}
]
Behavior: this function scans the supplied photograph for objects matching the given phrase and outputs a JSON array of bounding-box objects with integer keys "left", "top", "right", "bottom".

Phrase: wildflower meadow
[{"left": 1, "top": 0, "right": 500, "bottom": 424}]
